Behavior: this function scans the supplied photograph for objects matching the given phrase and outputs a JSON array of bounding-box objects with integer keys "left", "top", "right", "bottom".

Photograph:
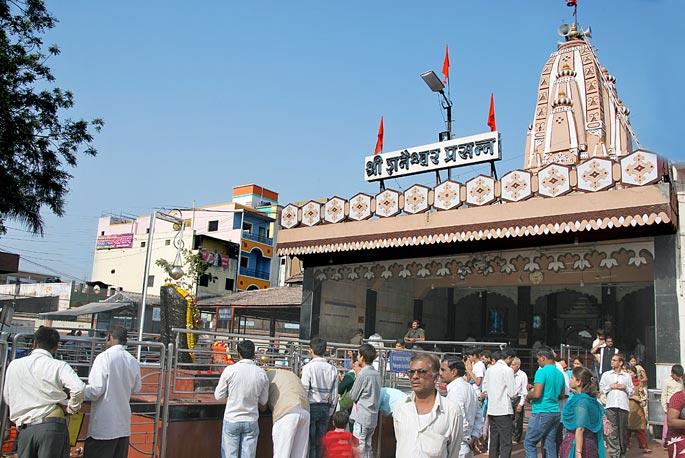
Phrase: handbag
[{"left": 339, "top": 390, "right": 353, "bottom": 410}]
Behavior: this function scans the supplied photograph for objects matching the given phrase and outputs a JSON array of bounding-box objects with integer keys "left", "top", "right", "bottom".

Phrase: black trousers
[
  {"left": 84, "top": 436, "right": 130, "bottom": 458},
  {"left": 488, "top": 414, "right": 513, "bottom": 458},
  {"left": 511, "top": 397, "right": 524, "bottom": 442}
]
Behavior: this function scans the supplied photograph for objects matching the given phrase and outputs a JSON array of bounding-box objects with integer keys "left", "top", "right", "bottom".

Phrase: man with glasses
[
  {"left": 84, "top": 325, "right": 142, "bottom": 458},
  {"left": 394, "top": 353, "right": 463, "bottom": 457},
  {"left": 600, "top": 353, "right": 634, "bottom": 458}
]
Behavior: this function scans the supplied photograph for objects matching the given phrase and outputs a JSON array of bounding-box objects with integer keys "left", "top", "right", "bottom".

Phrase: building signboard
[
  {"left": 364, "top": 131, "right": 501, "bottom": 182},
  {"left": 96, "top": 233, "right": 134, "bottom": 250}
]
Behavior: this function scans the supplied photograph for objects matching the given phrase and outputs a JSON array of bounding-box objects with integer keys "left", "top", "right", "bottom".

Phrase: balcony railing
[
  {"left": 242, "top": 232, "right": 273, "bottom": 245},
  {"left": 240, "top": 267, "right": 270, "bottom": 280}
]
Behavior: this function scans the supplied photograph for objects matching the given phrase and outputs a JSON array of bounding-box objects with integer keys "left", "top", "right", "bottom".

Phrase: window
[
  {"left": 225, "top": 278, "right": 234, "bottom": 291},
  {"left": 146, "top": 228, "right": 150, "bottom": 234},
  {"left": 242, "top": 222, "right": 252, "bottom": 234},
  {"left": 147, "top": 275, "right": 154, "bottom": 287},
  {"left": 141, "top": 241, "right": 146, "bottom": 248},
  {"left": 258, "top": 226, "right": 266, "bottom": 238},
  {"left": 208, "top": 220, "right": 219, "bottom": 232},
  {"left": 100, "top": 231, "right": 105, "bottom": 236},
  {"left": 199, "top": 275, "right": 209, "bottom": 287},
  {"left": 240, "top": 257, "right": 248, "bottom": 268},
  {"left": 165, "top": 239, "right": 170, "bottom": 246}
]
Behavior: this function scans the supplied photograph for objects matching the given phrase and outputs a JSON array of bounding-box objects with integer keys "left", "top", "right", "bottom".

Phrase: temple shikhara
[{"left": 277, "top": 15, "right": 681, "bottom": 385}]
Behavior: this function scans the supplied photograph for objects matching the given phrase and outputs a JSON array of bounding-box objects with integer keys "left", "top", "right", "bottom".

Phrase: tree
[{"left": 0, "top": 0, "right": 103, "bottom": 235}]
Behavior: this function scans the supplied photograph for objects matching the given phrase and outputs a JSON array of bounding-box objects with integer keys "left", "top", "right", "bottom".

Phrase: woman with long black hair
[{"left": 560, "top": 366, "right": 606, "bottom": 458}]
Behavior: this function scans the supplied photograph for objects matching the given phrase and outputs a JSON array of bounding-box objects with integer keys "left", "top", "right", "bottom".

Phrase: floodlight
[{"left": 421, "top": 70, "right": 445, "bottom": 93}]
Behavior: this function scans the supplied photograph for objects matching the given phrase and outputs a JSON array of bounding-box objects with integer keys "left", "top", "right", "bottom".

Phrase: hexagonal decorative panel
[
  {"left": 433, "top": 180, "right": 461, "bottom": 210},
  {"left": 621, "top": 150, "right": 658, "bottom": 186},
  {"left": 403, "top": 185, "right": 430, "bottom": 214},
  {"left": 280, "top": 204, "right": 299, "bottom": 229},
  {"left": 300, "top": 201, "right": 322, "bottom": 227},
  {"left": 537, "top": 164, "right": 570, "bottom": 197},
  {"left": 348, "top": 193, "right": 373, "bottom": 221},
  {"left": 323, "top": 196, "right": 346, "bottom": 224},
  {"left": 375, "top": 189, "right": 401, "bottom": 217},
  {"left": 500, "top": 170, "right": 532, "bottom": 202},
  {"left": 577, "top": 158, "right": 613, "bottom": 192},
  {"left": 465, "top": 175, "right": 496, "bottom": 206}
]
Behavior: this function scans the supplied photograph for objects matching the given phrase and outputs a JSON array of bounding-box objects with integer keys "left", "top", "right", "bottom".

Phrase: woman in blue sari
[{"left": 560, "top": 366, "right": 606, "bottom": 458}]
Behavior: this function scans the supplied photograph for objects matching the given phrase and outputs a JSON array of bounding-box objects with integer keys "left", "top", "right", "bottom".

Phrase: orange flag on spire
[
  {"left": 374, "top": 116, "right": 384, "bottom": 155},
  {"left": 441, "top": 45, "right": 450, "bottom": 84},
  {"left": 487, "top": 93, "right": 497, "bottom": 132}
]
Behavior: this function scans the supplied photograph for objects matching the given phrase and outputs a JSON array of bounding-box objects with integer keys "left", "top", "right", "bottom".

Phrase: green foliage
[
  {"left": 0, "top": 0, "right": 103, "bottom": 235},
  {"left": 155, "top": 249, "right": 218, "bottom": 293}
]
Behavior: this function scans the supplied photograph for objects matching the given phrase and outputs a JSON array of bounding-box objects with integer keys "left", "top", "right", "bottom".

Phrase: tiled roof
[{"left": 196, "top": 286, "right": 302, "bottom": 307}]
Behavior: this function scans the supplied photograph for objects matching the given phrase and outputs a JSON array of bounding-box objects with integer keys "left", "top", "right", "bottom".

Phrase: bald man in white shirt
[{"left": 3, "top": 326, "right": 85, "bottom": 458}]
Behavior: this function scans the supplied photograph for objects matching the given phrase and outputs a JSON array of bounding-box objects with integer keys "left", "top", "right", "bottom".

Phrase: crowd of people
[
  {"left": 2, "top": 325, "right": 141, "bottom": 458},
  {"left": 5, "top": 324, "right": 684, "bottom": 458}
]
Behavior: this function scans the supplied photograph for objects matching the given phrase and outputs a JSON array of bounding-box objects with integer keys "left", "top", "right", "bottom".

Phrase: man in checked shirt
[{"left": 301, "top": 337, "right": 338, "bottom": 458}]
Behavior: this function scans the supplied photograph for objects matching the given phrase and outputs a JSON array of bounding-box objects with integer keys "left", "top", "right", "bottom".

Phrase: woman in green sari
[{"left": 561, "top": 366, "right": 606, "bottom": 458}]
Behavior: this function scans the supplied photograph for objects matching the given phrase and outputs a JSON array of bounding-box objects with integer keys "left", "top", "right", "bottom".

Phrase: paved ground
[{"left": 477, "top": 437, "right": 666, "bottom": 458}]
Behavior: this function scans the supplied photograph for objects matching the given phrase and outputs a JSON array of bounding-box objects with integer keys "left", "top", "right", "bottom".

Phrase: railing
[
  {"left": 242, "top": 232, "right": 273, "bottom": 246},
  {"left": 0, "top": 331, "right": 167, "bottom": 458},
  {"left": 239, "top": 266, "right": 270, "bottom": 280},
  {"left": 0, "top": 327, "right": 601, "bottom": 458}
]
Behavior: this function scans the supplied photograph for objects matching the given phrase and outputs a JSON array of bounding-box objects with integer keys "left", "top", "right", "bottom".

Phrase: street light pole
[
  {"left": 136, "top": 211, "right": 185, "bottom": 360},
  {"left": 136, "top": 213, "right": 156, "bottom": 360},
  {"left": 421, "top": 70, "right": 454, "bottom": 182}
]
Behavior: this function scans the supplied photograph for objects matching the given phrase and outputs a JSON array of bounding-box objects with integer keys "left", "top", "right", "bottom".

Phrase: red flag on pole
[
  {"left": 441, "top": 45, "right": 450, "bottom": 84},
  {"left": 487, "top": 93, "right": 497, "bottom": 132},
  {"left": 374, "top": 116, "right": 384, "bottom": 155}
]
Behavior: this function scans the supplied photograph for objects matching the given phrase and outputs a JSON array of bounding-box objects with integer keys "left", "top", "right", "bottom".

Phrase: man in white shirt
[
  {"left": 599, "top": 353, "right": 634, "bottom": 458},
  {"left": 214, "top": 339, "right": 269, "bottom": 458},
  {"left": 440, "top": 357, "right": 478, "bottom": 458},
  {"left": 394, "top": 353, "right": 463, "bottom": 458},
  {"left": 84, "top": 325, "right": 142, "bottom": 458},
  {"left": 481, "top": 349, "right": 517, "bottom": 458},
  {"left": 3, "top": 326, "right": 85, "bottom": 458},
  {"left": 301, "top": 337, "right": 338, "bottom": 458},
  {"left": 510, "top": 357, "right": 528, "bottom": 443}
]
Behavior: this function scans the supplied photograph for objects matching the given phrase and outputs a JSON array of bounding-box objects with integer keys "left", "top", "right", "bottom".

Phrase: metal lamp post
[
  {"left": 136, "top": 211, "right": 185, "bottom": 360},
  {"left": 421, "top": 70, "right": 453, "bottom": 181}
]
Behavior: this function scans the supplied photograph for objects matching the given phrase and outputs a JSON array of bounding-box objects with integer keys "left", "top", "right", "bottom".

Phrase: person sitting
[{"left": 403, "top": 320, "right": 425, "bottom": 349}]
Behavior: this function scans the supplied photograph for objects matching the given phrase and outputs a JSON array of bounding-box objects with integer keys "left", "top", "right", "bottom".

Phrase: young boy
[
  {"left": 321, "top": 410, "right": 358, "bottom": 458},
  {"left": 349, "top": 343, "right": 382, "bottom": 458}
]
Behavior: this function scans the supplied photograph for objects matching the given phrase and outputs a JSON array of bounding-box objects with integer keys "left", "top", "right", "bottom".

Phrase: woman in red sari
[{"left": 666, "top": 383, "right": 685, "bottom": 458}]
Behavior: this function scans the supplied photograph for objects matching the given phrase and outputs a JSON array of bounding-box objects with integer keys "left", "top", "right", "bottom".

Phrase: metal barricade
[{"left": 0, "top": 331, "right": 166, "bottom": 458}]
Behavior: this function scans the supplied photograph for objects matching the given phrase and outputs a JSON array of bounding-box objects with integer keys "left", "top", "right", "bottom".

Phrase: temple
[{"left": 276, "top": 18, "right": 680, "bottom": 386}]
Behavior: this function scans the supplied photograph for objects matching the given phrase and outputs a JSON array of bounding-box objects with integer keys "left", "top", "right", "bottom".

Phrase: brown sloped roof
[{"left": 196, "top": 285, "right": 302, "bottom": 307}]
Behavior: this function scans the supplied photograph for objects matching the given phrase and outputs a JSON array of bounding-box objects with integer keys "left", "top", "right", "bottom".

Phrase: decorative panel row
[{"left": 280, "top": 151, "right": 662, "bottom": 229}]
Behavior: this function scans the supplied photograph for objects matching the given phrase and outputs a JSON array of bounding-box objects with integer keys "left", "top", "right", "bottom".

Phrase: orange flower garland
[{"left": 166, "top": 283, "right": 201, "bottom": 362}]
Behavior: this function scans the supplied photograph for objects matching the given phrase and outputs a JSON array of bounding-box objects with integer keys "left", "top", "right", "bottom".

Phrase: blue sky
[{"left": 2, "top": 0, "right": 680, "bottom": 281}]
